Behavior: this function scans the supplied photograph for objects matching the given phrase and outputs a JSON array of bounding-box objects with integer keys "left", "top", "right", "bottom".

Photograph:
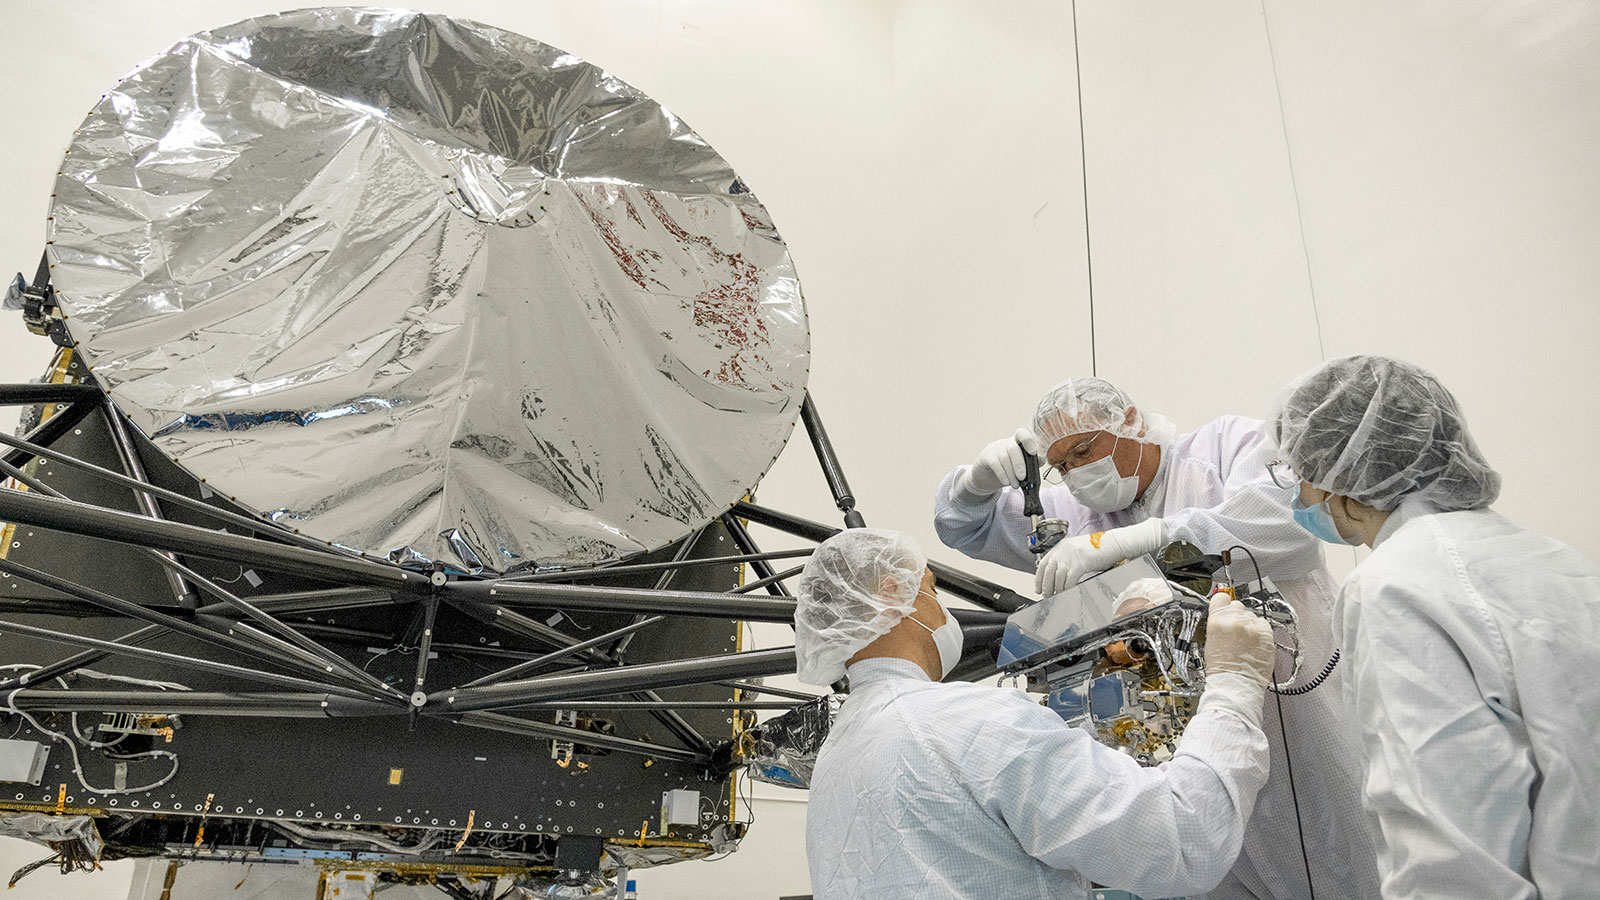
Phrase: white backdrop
[{"left": 1, "top": 2, "right": 1596, "bottom": 898}]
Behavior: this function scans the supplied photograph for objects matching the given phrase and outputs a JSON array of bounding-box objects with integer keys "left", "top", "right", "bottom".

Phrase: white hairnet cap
[
  {"left": 794, "top": 528, "right": 927, "bottom": 686},
  {"left": 1031, "top": 376, "right": 1177, "bottom": 450},
  {"left": 1272, "top": 355, "right": 1500, "bottom": 512}
]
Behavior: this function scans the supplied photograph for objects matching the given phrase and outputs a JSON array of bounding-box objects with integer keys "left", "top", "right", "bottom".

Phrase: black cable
[
  {"left": 1069, "top": 0, "right": 1097, "bottom": 376},
  {"left": 1230, "top": 544, "right": 1314, "bottom": 897},
  {"left": 1226, "top": 544, "right": 1265, "bottom": 588},
  {"left": 1273, "top": 686, "right": 1316, "bottom": 900}
]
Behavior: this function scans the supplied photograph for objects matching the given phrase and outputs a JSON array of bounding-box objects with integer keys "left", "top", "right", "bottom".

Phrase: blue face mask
[{"left": 1291, "top": 495, "right": 1361, "bottom": 546}]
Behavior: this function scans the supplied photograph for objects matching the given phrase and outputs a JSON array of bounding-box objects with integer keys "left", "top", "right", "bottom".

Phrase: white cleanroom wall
[
  {"left": 2, "top": 2, "right": 1599, "bottom": 899},
  {"left": 1258, "top": 0, "right": 1600, "bottom": 562}
]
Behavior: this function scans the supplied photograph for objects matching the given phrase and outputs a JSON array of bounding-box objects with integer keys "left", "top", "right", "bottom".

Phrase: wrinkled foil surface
[
  {"left": 745, "top": 695, "right": 838, "bottom": 789},
  {"left": 46, "top": 9, "right": 809, "bottom": 570},
  {"left": 0, "top": 813, "right": 103, "bottom": 858}
]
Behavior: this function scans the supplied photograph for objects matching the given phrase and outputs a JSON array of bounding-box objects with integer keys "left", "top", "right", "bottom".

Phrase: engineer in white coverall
[
  {"left": 1272, "top": 355, "right": 1600, "bottom": 900},
  {"left": 934, "top": 376, "right": 1380, "bottom": 900},
  {"left": 797, "top": 528, "right": 1280, "bottom": 900}
]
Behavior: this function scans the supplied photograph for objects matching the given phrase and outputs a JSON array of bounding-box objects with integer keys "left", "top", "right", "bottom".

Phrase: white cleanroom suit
[
  {"left": 1336, "top": 496, "right": 1600, "bottom": 899},
  {"left": 935, "top": 414, "right": 1380, "bottom": 900},
  {"left": 806, "top": 658, "right": 1270, "bottom": 899}
]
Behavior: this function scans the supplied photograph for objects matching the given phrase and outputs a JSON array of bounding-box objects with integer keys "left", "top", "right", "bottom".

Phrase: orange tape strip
[
  {"left": 194, "top": 792, "right": 215, "bottom": 847},
  {"left": 453, "top": 810, "right": 476, "bottom": 852}
]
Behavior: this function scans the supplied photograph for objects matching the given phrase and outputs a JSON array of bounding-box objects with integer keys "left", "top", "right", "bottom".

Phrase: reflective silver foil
[
  {"left": 745, "top": 695, "right": 838, "bottom": 789},
  {"left": 46, "top": 8, "right": 810, "bottom": 571}
]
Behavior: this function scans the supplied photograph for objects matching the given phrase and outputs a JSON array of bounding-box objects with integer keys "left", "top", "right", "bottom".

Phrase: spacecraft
[
  {"left": 0, "top": 9, "right": 1317, "bottom": 897},
  {"left": 0, "top": 9, "right": 1026, "bottom": 897}
]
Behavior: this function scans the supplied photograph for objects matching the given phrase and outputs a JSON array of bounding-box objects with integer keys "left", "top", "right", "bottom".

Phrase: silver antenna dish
[{"left": 46, "top": 8, "right": 810, "bottom": 571}]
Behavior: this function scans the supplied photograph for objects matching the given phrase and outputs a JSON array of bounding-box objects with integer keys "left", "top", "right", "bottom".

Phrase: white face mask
[
  {"left": 908, "top": 590, "right": 965, "bottom": 680},
  {"left": 1064, "top": 436, "right": 1145, "bottom": 513}
]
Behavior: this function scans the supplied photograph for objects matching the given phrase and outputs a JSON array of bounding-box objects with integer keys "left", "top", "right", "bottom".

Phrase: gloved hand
[
  {"left": 951, "top": 428, "right": 1041, "bottom": 503},
  {"left": 1033, "top": 517, "right": 1168, "bottom": 596},
  {"left": 1203, "top": 593, "right": 1278, "bottom": 689}
]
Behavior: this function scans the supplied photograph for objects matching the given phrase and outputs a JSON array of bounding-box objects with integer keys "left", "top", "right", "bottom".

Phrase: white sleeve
[
  {"left": 932, "top": 467, "right": 1036, "bottom": 571},
  {"left": 1162, "top": 419, "right": 1326, "bottom": 579},
  {"left": 1341, "top": 568, "right": 1536, "bottom": 899},
  {"left": 945, "top": 692, "right": 1270, "bottom": 898}
]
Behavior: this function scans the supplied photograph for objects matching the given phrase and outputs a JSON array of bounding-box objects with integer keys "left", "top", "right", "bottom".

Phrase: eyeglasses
[
  {"left": 1266, "top": 460, "right": 1301, "bottom": 490},
  {"left": 1040, "top": 433, "right": 1106, "bottom": 485}
]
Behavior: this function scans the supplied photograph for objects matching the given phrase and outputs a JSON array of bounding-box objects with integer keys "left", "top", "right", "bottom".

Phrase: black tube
[
  {"left": 0, "top": 598, "right": 103, "bottom": 617},
  {"left": 730, "top": 501, "right": 836, "bottom": 542},
  {"left": 5, "top": 690, "right": 396, "bottom": 717},
  {"left": 715, "top": 680, "right": 822, "bottom": 702},
  {"left": 409, "top": 598, "right": 440, "bottom": 707},
  {"left": 0, "top": 618, "right": 377, "bottom": 699},
  {"left": 800, "top": 393, "right": 865, "bottom": 527},
  {"left": 219, "top": 620, "right": 400, "bottom": 699},
  {"left": 731, "top": 564, "right": 804, "bottom": 595},
  {"left": 634, "top": 690, "right": 714, "bottom": 756},
  {"left": 428, "top": 647, "right": 797, "bottom": 713},
  {"left": 286, "top": 622, "right": 579, "bottom": 664},
  {"left": 953, "top": 623, "right": 1008, "bottom": 648},
  {"left": 926, "top": 561, "right": 1032, "bottom": 614},
  {"left": 195, "top": 587, "right": 397, "bottom": 618},
  {"left": 946, "top": 651, "right": 1003, "bottom": 684},
  {"left": 610, "top": 531, "right": 700, "bottom": 659},
  {"left": 446, "top": 599, "right": 603, "bottom": 658},
  {"left": 0, "top": 457, "right": 362, "bottom": 677},
  {"left": 100, "top": 396, "right": 198, "bottom": 609},
  {"left": 718, "top": 513, "right": 792, "bottom": 599},
  {"left": 732, "top": 500, "right": 1033, "bottom": 613},
  {"left": 0, "top": 428, "right": 338, "bottom": 555},
  {"left": 156, "top": 554, "right": 400, "bottom": 697},
  {"left": 944, "top": 624, "right": 1009, "bottom": 683},
  {"left": 0, "top": 558, "right": 367, "bottom": 688},
  {"left": 947, "top": 608, "right": 1013, "bottom": 627},
  {"left": 447, "top": 581, "right": 798, "bottom": 623},
  {"left": 444, "top": 591, "right": 714, "bottom": 753},
  {"left": 0, "top": 488, "right": 416, "bottom": 589},
  {"left": 0, "top": 383, "right": 104, "bottom": 406},
  {"left": 461, "top": 616, "right": 667, "bottom": 688},
  {"left": 507, "top": 548, "right": 814, "bottom": 583},
  {"left": 0, "top": 624, "right": 165, "bottom": 690},
  {"left": 0, "top": 397, "right": 98, "bottom": 468},
  {"left": 502, "top": 700, "right": 802, "bottom": 711}
]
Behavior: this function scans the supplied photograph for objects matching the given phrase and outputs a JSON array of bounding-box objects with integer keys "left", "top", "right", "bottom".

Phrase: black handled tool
[{"left": 1020, "top": 443, "right": 1069, "bottom": 554}]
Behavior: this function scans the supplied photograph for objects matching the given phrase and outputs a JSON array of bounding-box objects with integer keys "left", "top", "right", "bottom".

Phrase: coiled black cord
[{"left": 1272, "top": 648, "right": 1341, "bottom": 696}]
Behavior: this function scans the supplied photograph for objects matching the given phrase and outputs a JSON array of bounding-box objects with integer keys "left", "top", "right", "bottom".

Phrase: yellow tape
[
  {"left": 194, "top": 792, "right": 215, "bottom": 847},
  {"left": 453, "top": 810, "right": 476, "bottom": 852}
]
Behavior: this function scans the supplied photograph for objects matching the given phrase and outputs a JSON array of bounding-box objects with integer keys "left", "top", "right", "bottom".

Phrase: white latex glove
[
  {"left": 1202, "top": 593, "right": 1278, "bottom": 689},
  {"left": 1033, "top": 517, "right": 1168, "bottom": 596},
  {"left": 951, "top": 428, "right": 1041, "bottom": 503}
]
